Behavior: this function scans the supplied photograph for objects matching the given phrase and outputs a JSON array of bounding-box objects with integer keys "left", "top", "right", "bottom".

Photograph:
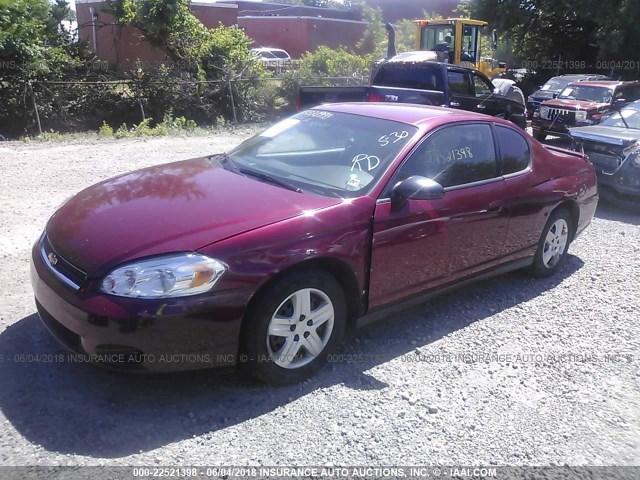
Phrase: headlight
[
  {"left": 100, "top": 253, "right": 226, "bottom": 298},
  {"left": 539, "top": 106, "right": 549, "bottom": 118},
  {"left": 575, "top": 110, "right": 588, "bottom": 122}
]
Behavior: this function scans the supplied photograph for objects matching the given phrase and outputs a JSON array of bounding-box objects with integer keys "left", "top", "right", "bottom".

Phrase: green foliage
[
  {"left": 298, "top": 46, "right": 371, "bottom": 78},
  {"left": 107, "top": 0, "right": 263, "bottom": 81},
  {"left": 0, "top": 0, "right": 123, "bottom": 135},
  {"left": 98, "top": 121, "right": 114, "bottom": 137},
  {"left": 394, "top": 19, "right": 417, "bottom": 53},
  {"left": 104, "top": 113, "right": 198, "bottom": 139},
  {"left": 467, "top": 0, "right": 640, "bottom": 73},
  {"left": 107, "top": 0, "right": 266, "bottom": 122},
  {"left": 356, "top": 4, "right": 387, "bottom": 60}
]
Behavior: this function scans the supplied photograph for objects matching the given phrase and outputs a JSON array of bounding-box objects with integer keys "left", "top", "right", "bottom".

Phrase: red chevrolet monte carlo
[{"left": 31, "top": 104, "right": 599, "bottom": 384}]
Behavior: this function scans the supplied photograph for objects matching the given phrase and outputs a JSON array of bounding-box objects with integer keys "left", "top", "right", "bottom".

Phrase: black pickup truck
[{"left": 299, "top": 52, "right": 527, "bottom": 129}]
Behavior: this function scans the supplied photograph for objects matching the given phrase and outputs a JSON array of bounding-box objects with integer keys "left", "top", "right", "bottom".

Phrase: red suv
[{"left": 532, "top": 81, "right": 640, "bottom": 141}]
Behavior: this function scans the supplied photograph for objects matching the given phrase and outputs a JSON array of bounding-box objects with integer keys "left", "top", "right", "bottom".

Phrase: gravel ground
[{"left": 0, "top": 132, "right": 638, "bottom": 467}]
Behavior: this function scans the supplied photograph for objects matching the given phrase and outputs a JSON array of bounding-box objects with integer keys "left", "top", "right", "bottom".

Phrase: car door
[
  {"left": 447, "top": 68, "right": 476, "bottom": 111},
  {"left": 491, "top": 124, "right": 544, "bottom": 265},
  {"left": 368, "top": 123, "right": 509, "bottom": 309},
  {"left": 471, "top": 71, "right": 502, "bottom": 117}
]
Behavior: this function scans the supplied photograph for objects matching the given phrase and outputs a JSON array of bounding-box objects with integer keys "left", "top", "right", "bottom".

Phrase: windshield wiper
[
  {"left": 238, "top": 167, "right": 304, "bottom": 193},
  {"left": 207, "top": 153, "right": 240, "bottom": 173}
]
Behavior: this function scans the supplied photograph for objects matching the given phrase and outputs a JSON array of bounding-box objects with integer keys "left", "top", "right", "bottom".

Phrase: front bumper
[
  {"left": 531, "top": 118, "right": 571, "bottom": 137},
  {"left": 597, "top": 173, "right": 640, "bottom": 207},
  {"left": 30, "top": 240, "right": 250, "bottom": 372}
]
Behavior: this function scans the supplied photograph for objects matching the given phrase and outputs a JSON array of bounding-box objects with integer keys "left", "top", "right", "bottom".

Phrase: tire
[
  {"left": 533, "top": 130, "right": 547, "bottom": 142},
  {"left": 509, "top": 113, "right": 527, "bottom": 130},
  {"left": 239, "top": 269, "right": 346, "bottom": 385},
  {"left": 530, "top": 208, "right": 574, "bottom": 278}
]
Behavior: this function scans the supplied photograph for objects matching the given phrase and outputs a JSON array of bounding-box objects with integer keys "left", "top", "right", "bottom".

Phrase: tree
[
  {"left": 50, "top": 0, "right": 75, "bottom": 33},
  {"left": 467, "top": 0, "right": 640, "bottom": 74},
  {"left": 106, "top": 0, "right": 261, "bottom": 79},
  {"left": 0, "top": 0, "right": 116, "bottom": 134}
]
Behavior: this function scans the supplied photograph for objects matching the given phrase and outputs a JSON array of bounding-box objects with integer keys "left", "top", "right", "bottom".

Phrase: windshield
[
  {"left": 228, "top": 111, "right": 417, "bottom": 197},
  {"left": 558, "top": 85, "right": 612, "bottom": 103},
  {"left": 541, "top": 77, "right": 577, "bottom": 92},
  {"left": 420, "top": 25, "right": 455, "bottom": 51},
  {"left": 600, "top": 106, "right": 640, "bottom": 130}
]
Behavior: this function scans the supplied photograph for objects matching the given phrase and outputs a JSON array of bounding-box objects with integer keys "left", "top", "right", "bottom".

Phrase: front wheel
[
  {"left": 240, "top": 270, "right": 346, "bottom": 385},
  {"left": 530, "top": 208, "right": 573, "bottom": 278}
]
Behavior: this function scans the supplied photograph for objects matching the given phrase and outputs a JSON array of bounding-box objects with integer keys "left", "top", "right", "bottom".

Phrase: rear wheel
[
  {"left": 530, "top": 208, "right": 573, "bottom": 278},
  {"left": 240, "top": 269, "right": 346, "bottom": 385}
]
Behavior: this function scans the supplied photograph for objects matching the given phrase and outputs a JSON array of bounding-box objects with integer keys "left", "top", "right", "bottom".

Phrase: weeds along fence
[{"left": 12, "top": 73, "right": 371, "bottom": 138}]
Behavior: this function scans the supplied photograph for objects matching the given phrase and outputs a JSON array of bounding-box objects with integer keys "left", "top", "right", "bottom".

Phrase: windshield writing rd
[{"left": 351, "top": 154, "right": 381, "bottom": 172}]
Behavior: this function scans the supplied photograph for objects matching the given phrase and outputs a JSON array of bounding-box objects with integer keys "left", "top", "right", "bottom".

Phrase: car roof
[
  {"left": 557, "top": 74, "right": 607, "bottom": 78},
  {"left": 384, "top": 51, "right": 440, "bottom": 63},
  {"left": 567, "top": 81, "right": 626, "bottom": 87},
  {"left": 381, "top": 55, "right": 481, "bottom": 74},
  {"left": 313, "top": 103, "right": 494, "bottom": 127},
  {"left": 252, "top": 47, "right": 289, "bottom": 53}
]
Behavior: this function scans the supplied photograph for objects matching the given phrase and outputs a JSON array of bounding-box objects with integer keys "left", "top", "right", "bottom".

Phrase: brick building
[
  {"left": 75, "top": 0, "right": 367, "bottom": 71},
  {"left": 75, "top": 1, "right": 237, "bottom": 71}
]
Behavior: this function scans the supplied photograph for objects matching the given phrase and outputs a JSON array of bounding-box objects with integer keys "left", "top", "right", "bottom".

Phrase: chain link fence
[{"left": 13, "top": 71, "right": 372, "bottom": 138}]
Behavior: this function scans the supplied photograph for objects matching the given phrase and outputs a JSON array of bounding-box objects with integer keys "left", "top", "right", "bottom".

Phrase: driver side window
[
  {"left": 393, "top": 124, "right": 498, "bottom": 189},
  {"left": 473, "top": 73, "right": 494, "bottom": 97}
]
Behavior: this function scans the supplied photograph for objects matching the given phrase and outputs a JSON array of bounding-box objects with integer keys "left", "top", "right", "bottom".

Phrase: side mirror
[
  {"left": 614, "top": 98, "right": 626, "bottom": 109},
  {"left": 491, "top": 30, "right": 498, "bottom": 50},
  {"left": 392, "top": 176, "right": 445, "bottom": 203}
]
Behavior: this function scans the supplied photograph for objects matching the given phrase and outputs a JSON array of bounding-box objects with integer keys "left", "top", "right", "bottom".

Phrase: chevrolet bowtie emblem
[{"left": 48, "top": 252, "right": 59, "bottom": 266}]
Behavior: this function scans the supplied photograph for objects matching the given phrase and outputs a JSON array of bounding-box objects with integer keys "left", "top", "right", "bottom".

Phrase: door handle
[
  {"left": 450, "top": 101, "right": 460, "bottom": 107},
  {"left": 476, "top": 104, "right": 487, "bottom": 110},
  {"left": 487, "top": 201, "right": 503, "bottom": 213}
]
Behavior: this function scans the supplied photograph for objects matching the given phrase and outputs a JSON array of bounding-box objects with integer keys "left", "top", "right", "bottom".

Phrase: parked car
[
  {"left": 31, "top": 104, "right": 598, "bottom": 385},
  {"left": 251, "top": 47, "right": 291, "bottom": 71},
  {"left": 532, "top": 81, "right": 640, "bottom": 141},
  {"left": 299, "top": 53, "right": 527, "bottom": 129},
  {"left": 569, "top": 100, "right": 640, "bottom": 207},
  {"left": 527, "top": 74, "right": 609, "bottom": 117}
]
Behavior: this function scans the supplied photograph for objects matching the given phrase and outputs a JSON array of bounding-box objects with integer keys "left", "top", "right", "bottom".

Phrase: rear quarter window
[
  {"left": 448, "top": 71, "right": 472, "bottom": 95},
  {"left": 495, "top": 126, "right": 531, "bottom": 175}
]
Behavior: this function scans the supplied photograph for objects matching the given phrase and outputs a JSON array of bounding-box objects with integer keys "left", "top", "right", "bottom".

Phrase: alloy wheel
[
  {"left": 266, "top": 288, "right": 335, "bottom": 369},
  {"left": 542, "top": 219, "right": 569, "bottom": 268}
]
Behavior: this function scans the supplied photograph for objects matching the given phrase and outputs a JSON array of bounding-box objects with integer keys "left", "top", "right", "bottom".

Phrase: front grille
[
  {"left": 41, "top": 235, "right": 87, "bottom": 289},
  {"left": 541, "top": 107, "right": 575, "bottom": 122}
]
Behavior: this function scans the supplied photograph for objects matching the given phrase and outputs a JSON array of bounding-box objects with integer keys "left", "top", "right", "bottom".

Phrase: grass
[{"left": 16, "top": 118, "right": 266, "bottom": 144}]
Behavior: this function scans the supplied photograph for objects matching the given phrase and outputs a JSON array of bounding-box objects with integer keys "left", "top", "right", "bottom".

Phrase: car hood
[
  {"left": 46, "top": 157, "right": 343, "bottom": 276},
  {"left": 569, "top": 126, "right": 640, "bottom": 147},
  {"left": 541, "top": 99, "right": 607, "bottom": 111}
]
